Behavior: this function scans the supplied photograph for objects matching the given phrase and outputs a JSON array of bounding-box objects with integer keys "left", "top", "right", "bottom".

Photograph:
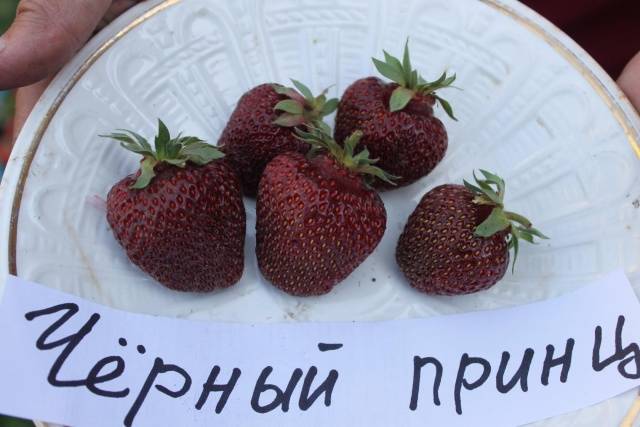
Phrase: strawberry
[
  {"left": 102, "top": 120, "right": 245, "bottom": 292},
  {"left": 255, "top": 127, "right": 394, "bottom": 296},
  {"left": 334, "top": 40, "right": 456, "bottom": 188},
  {"left": 219, "top": 80, "right": 338, "bottom": 196},
  {"left": 396, "top": 171, "right": 547, "bottom": 295}
]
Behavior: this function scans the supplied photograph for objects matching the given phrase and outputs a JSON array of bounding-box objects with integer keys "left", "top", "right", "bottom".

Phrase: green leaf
[
  {"left": 314, "top": 94, "right": 327, "bottom": 111},
  {"left": 473, "top": 173, "right": 501, "bottom": 205},
  {"left": 443, "top": 74, "right": 457, "bottom": 86},
  {"left": 180, "top": 142, "right": 225, "bottom": 165},
  {"left": 383, "top": 50, "right": 404, "bottom": 73},
  {"left": 290, "top": 79, "right": 313, "bottom": 100},
  {"left": 359, "top": 164, "right": 399, "bottom": 185},
  {"left": 420, "top": 72, "right": 457, "bottom": 92},
  {"left": 431, "top": 71, "right": 447, "bottom": 86},
  {"left": 479, "top": 169, "right": 504, "bottom": 187},
  {"left": 109, "top": 129, "right": 153, "bottom": 153},
  {"left": 314, "top": 121, "right": 332, "bottom": 135},
  {"left": 434, "top": 95, "right": 457, "bottom": 121},
  {"left": 164, "top": 135, "right": 182, "bottom": 158},
  {"left": 273, "top": 84, "right": 300, "bottom": 99},
  {"left": 402, "top": 38, "right": 412, "bottom": 84},
  {"left": 321, "top": 98, "right": 339, "bottom": 116},
  {"left": 343, "top": 131, "right": 362, "bottom": 158},
  {"left": 274, "top": 113, "right": 306, "bottom": 127},
  {"left": 125, "top": 129, "right": 153, "bottom": 152},
  {"left": 474, "top": 207, "right": 511, "bottom": 237},
  {"left": 504, "top": 211, "right": 532, "bottom": 228},
  {"left": 523, "top": 227, "right": 549, "bottom": 240},
  {"left": 516, "top": 228, "right": 536, "bottom": 244},
  {"left": 372, "top": 58, "right": 406, "bottom": 85},
  {"left": 100, "top": 132, "right": 154, "bottom": 156},
  {"left": 176, "top": 136, "right": 206, "bottom": 146},
  {"left": 389, "top": 87, "right": 415, "bottom": 112},
  {"left": 295, "top": 126, "right": 396, "bottom": 186},
  {"left": 274, "top": 99, "right": 304, "bottom": 115},
  {"left": 352, "top": 147, "right": 371, "bottom": 164},
  {"left": 131, "top": 157, "right": 158, "bottom": 190},
  {"left": 410, "top": 69, "right": 419, "bottom": 89},
  {"left": 155, "top": 120, "right": 171, "bottom": 159},
  {"left": 163, "top": 158, "right": 187, "bottom": 167},
  {"left": 511, "top": 233, "right": 520, "bottom": 273},
  {"left": 463, "top": 179, "right": 484, "bottom": 195}
]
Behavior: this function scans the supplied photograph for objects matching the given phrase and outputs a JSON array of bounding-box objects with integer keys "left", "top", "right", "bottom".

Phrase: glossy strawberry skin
[
  {"left": 334, "top": 77, "right": 447, "bottom": 189},
  {"left": 219, "top": 84, "right": 309, "bottom": 196},
  {"left": 256, "top": 152, "right": 387, "bottom": 296},
  {"left": 106, "top": 160, "right": 245, "bottom": 292},
  {"left": 396, "top": 184, "right": 508, "bottom": 295}
]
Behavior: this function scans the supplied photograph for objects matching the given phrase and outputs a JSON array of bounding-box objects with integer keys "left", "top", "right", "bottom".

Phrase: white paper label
[{"left": 0, "top": 272, "right": 639, "bottom": 427}]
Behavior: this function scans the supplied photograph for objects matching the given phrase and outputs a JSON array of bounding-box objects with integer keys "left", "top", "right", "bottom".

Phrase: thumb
[
  {"left": 618, "top": 51, "right": 640, "bottom": 113},
  {"left": 0, "top": 0, "right": 112, "bottom": 90}
]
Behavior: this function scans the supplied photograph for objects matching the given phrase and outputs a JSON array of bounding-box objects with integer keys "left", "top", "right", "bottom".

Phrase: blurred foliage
[
  {"left": 0, "top": 0, "right": 18, "bottom": 34},
  {"left": 0, "top": 6, "right": 28, "bottom": 427},
  {"left": 0, "top": 0, "right": 19, "bottom": 124},
  {"left": 0, "top": 91, "right": 14, "bottom": 124},
  {"left": 0, "top": 417, "right": 31, "bottom": 427}
]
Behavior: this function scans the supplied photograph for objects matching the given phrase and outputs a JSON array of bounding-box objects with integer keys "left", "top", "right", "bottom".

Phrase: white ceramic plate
[{"left": 1, "top": 0, "right": 640, "bottom": 425}]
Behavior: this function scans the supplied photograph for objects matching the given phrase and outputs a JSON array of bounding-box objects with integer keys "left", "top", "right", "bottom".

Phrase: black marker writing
[
  {"left": 298, "top": 366, "right": 339, "bottom": 410},
  {"left": 593, "top": 315, "right": 640, "bottom": 379},
  {"left": 251, "top": 366, "right": 303, "bottom": 413},
  {"left": 86, "top": 356, "right": 129, "bottom": 398},
  {"left": 541, "top": 339, "right": 574, "bottom": 386},
  {"left": 454, "top": 354, "right": 491, "bottom": 415},
  {"left": 124, "top": 357, "right": 192, "bottom": 427},
  {"left": 195, "top": 366, "right": 242, "bottom": 413},
  {"left": 409, "top": 356, "right": 443, "bottom": 410},
  {"left": 496, "top": 349, "right": 534, "bottom": 393},
  {"left": 250, "top": 365, "right": 339, "bottom": 414},
  {"left": 25, "top": 304, "right": 106, "bottom": 386},
  {"left": 318, "top": 343, "right": 343, "bottom": 352}
]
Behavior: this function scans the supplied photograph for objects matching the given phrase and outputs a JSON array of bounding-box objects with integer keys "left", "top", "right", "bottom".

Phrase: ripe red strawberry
[
  {"left": 102, "top": 120, "right": 245, "bottom": 292},
  {"left": 219, "top": 80, "right": 338, "bottom": 196},
  {"left": 256, "top": 128, "right": 394, "bottom": 296},
  {"left": 335, "top": 40, "right": 456, "bottom": 189},
  {"left": 396, "top": 171, "right": 547, "bottom": 295}
]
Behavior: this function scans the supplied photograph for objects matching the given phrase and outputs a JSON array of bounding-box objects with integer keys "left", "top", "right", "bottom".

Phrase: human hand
[
  {"left": 619, "top": 52, "right": 640, "bottom": 113},
  {"left": 0, "top": 0, "right": 144, "bottom": 136}
]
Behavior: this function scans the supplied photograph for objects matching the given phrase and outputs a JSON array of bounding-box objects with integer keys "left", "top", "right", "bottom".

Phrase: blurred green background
[
  {"left": 0, "top": 0, "right": 18, "bottom": 180},
  {"left": 0, "top": 8, "right": 30, "bottom": 427}
]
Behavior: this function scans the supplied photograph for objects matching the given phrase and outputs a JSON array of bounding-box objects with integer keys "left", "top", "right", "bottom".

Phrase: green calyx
[
  {"left": 100, "top": 119, "right": 224, "bottom": 190},
  {"left": 272, "top": 79, "right": 339, "bottom": 128},
  {"left": 294, "top": 126, "right": 398, "bottom": 186},
  {"left": 372, "top": 38, "right": 457, "bottom": 120},
  {"left": 463, "top": 170, "right": 549, "bottom": 271}
]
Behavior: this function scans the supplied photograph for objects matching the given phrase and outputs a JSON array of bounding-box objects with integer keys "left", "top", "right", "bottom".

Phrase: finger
[
  {"left": 0, "top": 0, "right": 112, "bottom": 90},
  {"left": 618, "top": 51, "right": 640, "bottom": 113},
  {"left": 96, "top": 0, "right": 145, "bottom": 33},
  {"left": 13, "top": 78, "right": 52, "bottom": 138}
]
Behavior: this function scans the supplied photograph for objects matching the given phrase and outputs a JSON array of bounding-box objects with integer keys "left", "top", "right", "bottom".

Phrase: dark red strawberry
[
  {"left": 256, "top": 127, "right": 394, "bottom": 296},
  {"left": 396, "top": 170, "right": 547, "bottom": 295},
  {"left": 335, "top": 40, "right": 456, "bottom": 189},
  {"left": 219, "top": 80, "right": 338, "bottom": 196},
  {"left": 102, "top": 120, "right": 245, "bottom": 292}
]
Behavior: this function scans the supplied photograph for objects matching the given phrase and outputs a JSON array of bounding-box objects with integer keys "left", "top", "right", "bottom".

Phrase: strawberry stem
[
  {"left": 463, "top": 170, "right": 548, "bottom": 272},
  {"left": 100, "top": 119, "right": 224, "bottom": 189},
  {"left": 272, "top": 79, "right": 338, "bottom": 129},
  {"left": 294, "top": 126, "right": 398, "bottom": 186},
  {"left": 372, "top": 38, "right": 458, "bottom": 120}
]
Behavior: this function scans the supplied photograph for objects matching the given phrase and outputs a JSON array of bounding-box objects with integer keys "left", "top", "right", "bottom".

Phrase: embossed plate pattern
[{"left": 1, "top": 0, "right": 640, "bottom": 425}]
